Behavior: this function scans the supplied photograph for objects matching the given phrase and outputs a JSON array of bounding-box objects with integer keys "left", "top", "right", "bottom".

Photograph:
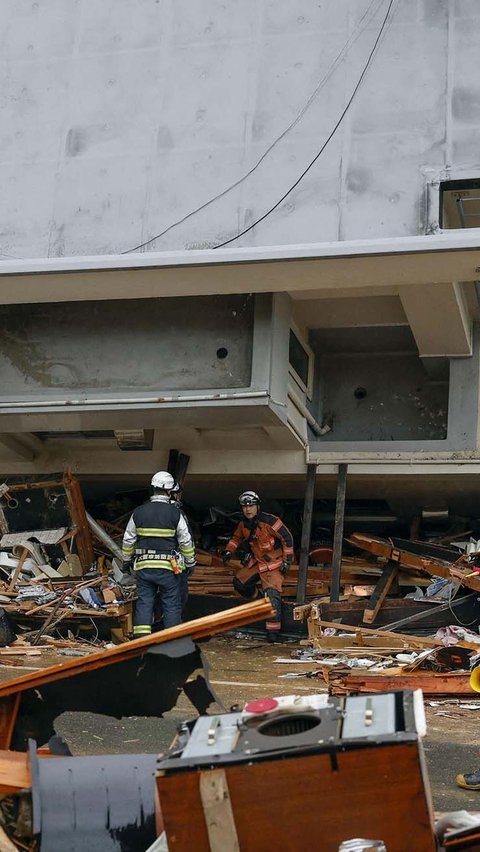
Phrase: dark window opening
[{"left": 289, "top": 329, "right": 310, "bottom": 389}]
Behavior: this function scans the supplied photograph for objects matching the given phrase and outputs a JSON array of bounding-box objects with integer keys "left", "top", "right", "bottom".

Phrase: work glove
[
  {"left": 123, "top": 559, "right": 134, "bottom": 573},
  {"left": 222, "top": 550, "right": 233, "bottom": 566},
  {"left": 280, "top": 561, "right": 291, "bottom": 576}
]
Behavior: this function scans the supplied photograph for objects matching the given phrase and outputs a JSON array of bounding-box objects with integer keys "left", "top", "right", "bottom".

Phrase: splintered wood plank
[
  {"left": 363, "top": 561, "right": 398, "bottom": 624},
  {"left": 0, "top": 695, "right": 20, "bottom": 750},
  {"left": 199, "top": 770, "right": 240, "bottom": 852},
  {"left": 0, "top": 750, "right": 30, "bottom": 794}
]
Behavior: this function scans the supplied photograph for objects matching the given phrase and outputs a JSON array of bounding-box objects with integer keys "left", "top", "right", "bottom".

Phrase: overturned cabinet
[{"left": 156, "top": 690, "right": 435, "bottom": 852}]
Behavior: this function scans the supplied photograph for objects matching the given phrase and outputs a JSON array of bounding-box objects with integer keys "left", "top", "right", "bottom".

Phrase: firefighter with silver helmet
[
  {"left": 121, "top": 471, "right": 196, "bottom": 636},
  {"left": 222, "top": 491, "right": 294, "bottom": 642}
]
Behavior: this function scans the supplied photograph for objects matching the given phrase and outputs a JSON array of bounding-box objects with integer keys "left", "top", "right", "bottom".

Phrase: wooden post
[
  {"left": 330, "top": 463, "right": 348, "bottom": 603},
  {"left": 63, "top": 471, "right": 95, "bottom": 574},
  {"left": 295, "top": 463, "right": 317, "bottom": 605}
]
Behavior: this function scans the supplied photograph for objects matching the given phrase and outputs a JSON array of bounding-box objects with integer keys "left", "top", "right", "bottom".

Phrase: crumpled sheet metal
[{"left": 30, "top": 745, "right": 157, "bottom": 852}]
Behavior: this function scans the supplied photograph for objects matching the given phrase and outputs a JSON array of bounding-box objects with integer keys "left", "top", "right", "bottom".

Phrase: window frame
[{"left": 288, "top": 322, "right": 314, "bottom": 399}]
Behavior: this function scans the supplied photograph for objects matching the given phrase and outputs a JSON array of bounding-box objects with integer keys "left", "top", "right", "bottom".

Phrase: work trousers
[
  {"left": 134, "top": 568, "right": 182, "bottom": 635},
  {"left": 233, "top": 564, "right": 283, "bottom": 633}
]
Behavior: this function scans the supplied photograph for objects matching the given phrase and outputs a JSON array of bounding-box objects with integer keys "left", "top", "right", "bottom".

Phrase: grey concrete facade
[
  {"left": 1, "top": 1, "right": 480, "bottom": 257},
  {"left": 2, "top": 1, "right": 480, "bottom": 509}
]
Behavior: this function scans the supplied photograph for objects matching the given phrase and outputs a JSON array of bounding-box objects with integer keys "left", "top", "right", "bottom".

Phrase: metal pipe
[
  {"left": 296, "top": 463, "right": 317, "bottom": 605},
  {"left": 330, "top": 463, "right": 348, "bottom": 603},
  {"left": 288, "top": 387, "right": 330, "bottom": 437},
  {"left": 86, "top": 513, "right": 124, "bottom": 563},
  {"left": 0, "top": 391, "right": 270, "bottom": 410}
]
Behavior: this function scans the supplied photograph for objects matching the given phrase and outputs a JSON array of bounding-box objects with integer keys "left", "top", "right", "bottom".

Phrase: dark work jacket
[{"left": 133, "top": 500, "right": 181, "bottom": 553}]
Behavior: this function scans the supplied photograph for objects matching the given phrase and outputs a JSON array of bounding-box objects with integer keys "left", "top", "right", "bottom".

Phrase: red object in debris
[
  {"left": 244, "top": 697, "right": 278, "bottom": 714},
  {"left": 309, "top": 546, "right": 333, "bottom": 565}
]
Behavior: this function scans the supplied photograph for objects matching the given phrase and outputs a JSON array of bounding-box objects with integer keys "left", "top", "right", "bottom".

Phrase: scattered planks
[{"left": 191, "top": 550, "right": 430, "bottom": 600}]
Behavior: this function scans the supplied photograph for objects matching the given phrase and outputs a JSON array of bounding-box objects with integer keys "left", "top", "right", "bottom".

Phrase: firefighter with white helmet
[
  {"left": 122, "top": 471, "right": 195, "bottom": 635},
  {"left": 222, "top": 490, "right": 294, "bottom": 642}
]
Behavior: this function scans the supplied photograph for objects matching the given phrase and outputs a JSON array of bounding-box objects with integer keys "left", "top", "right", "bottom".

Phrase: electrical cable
[
  {"left": 447, "top": 585, "right": 479, "bottom": 627},
  {"left": 121, "top": 0, "right": 385, "bottom": 254},
  {"left": 214, "top": 0, "right": 397, "bottom": 248}
]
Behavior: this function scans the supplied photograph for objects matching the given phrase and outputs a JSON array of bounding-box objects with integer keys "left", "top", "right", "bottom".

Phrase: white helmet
[
  {"left": 151, "top": 471, "right": 175, "bottom": 490},
  {"left": 239, "top": 490, "right": 260, "bottom": 506}
]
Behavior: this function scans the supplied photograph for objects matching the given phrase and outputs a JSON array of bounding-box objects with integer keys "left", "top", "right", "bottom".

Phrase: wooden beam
[
  {"left": 362, "top": 561, "right": 398, "bottom": 624},
  {"left": 295, "top": 463, "right": 317, "bottom": 605},
  {"left": 330, "top": 463, "right": 348, "bottom": 603},
  {"left": 63, "top": 471, "right": 95, "bottom": 573}
]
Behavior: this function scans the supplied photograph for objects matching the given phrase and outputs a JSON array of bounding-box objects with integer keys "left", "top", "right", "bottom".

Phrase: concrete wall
[
  {"left": 0, "top": 295, "right": 254, "bottom": 396},
  {"left": 311, "top": 326, "right": 449, "bottom": 442},
  {"left": 1, "top": 1, "right": 479, "bottom": 257}
]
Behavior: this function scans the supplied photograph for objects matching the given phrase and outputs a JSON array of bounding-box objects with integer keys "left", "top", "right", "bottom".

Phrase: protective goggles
[{"left": 239, "top": 495, "right": 259, "bottom": 506}]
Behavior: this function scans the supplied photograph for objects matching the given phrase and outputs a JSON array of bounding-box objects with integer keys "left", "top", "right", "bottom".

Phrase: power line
[
  {"left": 214, "top": 0, "right": 397, "bottom": 249},
  {"left": 122, "top": 0, "right": 385, "bottom": 254}
]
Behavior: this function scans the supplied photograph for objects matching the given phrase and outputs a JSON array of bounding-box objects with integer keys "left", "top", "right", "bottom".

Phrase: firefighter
[
  {"left": 122, "top": 471, "right": 195, "bottom": 636},
  {"left": 222, "top": 491, "right": 294, "bottom": 642}
]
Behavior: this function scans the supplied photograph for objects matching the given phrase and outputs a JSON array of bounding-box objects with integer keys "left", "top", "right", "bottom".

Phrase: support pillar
[
  {"left": 330, "top": 463, "right": 348, "bottom": 603},
  {"left": 295, "top": 463, "right": 317, "bottom": 605}
]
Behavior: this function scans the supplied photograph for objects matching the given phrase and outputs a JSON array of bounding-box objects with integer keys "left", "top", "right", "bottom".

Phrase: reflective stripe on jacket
[
  {"left": 122, "top": 495, "right": 195, "bottom": 571},
  {"left": 225, "top": 511, "right": 294, "bottom": 572}
]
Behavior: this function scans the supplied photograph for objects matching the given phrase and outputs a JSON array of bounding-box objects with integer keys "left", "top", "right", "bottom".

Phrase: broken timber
[
  {"left": 362, "top": 560, "right": 398, "bottom": 624},
  {"left": 350, "top": 533, "right": 480, "bottom": 593}
]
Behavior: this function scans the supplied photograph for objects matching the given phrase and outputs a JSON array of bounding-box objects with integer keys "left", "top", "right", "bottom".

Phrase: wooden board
[
  {"left": 0, "top": 749, "right": 30, "bottom": 794},
  {"left": 363, "top": 561, "right": 398, "bottom": 624}
]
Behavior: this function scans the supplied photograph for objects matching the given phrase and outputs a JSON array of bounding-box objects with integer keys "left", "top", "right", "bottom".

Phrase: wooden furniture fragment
[{"left": 157, "top": 742, "right": 435, "bottom": 852}]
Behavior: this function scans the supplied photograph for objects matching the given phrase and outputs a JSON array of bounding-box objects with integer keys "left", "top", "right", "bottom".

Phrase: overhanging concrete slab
[{"left": 0, "top": 232, "right": 480, "bottom": 304}]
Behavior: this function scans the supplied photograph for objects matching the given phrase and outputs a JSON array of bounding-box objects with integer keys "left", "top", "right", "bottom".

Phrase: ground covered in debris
[{"left": 7, "top": 632, "right": 472, "bottom": 814}]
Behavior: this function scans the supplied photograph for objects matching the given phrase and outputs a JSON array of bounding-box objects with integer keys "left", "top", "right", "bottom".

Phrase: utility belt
[{"left": 135, "top": 548, "right": 183, "bottom": 574}]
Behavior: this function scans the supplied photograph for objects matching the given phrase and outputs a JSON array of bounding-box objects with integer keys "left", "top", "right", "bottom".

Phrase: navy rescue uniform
[{"left": 122, "top": 495, "right": 195, "bottom": 635}]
